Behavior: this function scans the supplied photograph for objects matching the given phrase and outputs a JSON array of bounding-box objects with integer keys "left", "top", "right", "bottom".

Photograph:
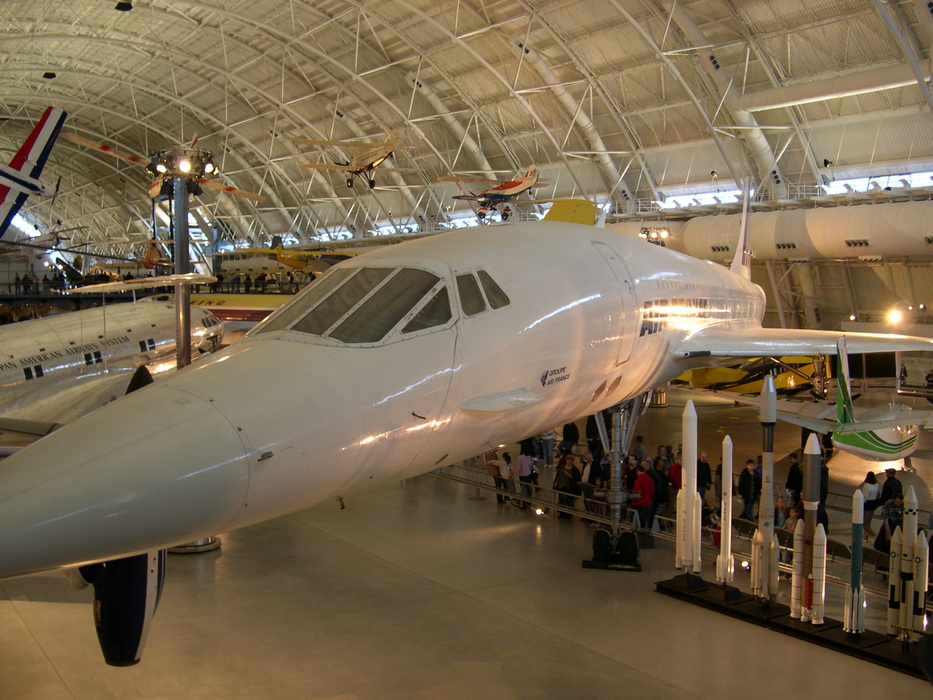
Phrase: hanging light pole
[
  {"left": 147, "top": 146, "right": 221, "bottom": 554},
  {"left": 146, "top": 146, "right": 215, "bottom": 369}
]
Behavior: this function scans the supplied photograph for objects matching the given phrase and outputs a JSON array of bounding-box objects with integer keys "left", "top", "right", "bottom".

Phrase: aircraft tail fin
[
  {"left": 543, "top": 199, "right": 597, "bottom": 226},
  {"left": 835, "top": 336, "right": 856, "bottom": 427},
  {"left": 10, "top": 106, "right": 67, "bottom": 181},
  {"left": 0, "top": 106, "right": 67, "bottom": 238},
  {"left": 0, "top": 192, "right": 30, "bottom": 237},
  {"left": 729, "top": 178, "right": 752, "bottom": 280},
  {"left": 270, "top": 235, "right": 284, "bottom": 251}
]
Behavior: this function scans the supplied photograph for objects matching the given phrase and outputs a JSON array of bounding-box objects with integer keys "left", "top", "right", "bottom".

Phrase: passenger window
[
  {"left": 456, "top": 273, "right": 486, "bottom": 316},
  {"left": 403, "top": 287, "right": 451, "bottom": 334},
  {"left": 330, "top": 269, "right": 441, "bottom": 343},
  {"left": 291, "top": 268, "right": 392, "bottom": 336},
  {"left": 477, "top": 270, "right": 509, "bottom": 309}
]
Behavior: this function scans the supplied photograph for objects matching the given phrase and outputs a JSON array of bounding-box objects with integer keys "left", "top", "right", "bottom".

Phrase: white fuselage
[
  {"left": 0, "top": 221, "right": 767, "bottom": 577},
  {"left": 0, "top": 298, "right": 224, "bottom": 425}
]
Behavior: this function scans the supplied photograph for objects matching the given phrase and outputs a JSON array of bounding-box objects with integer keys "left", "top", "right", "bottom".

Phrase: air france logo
[{"left": 541, "top": 366, "right": 569, "bottom": 387}]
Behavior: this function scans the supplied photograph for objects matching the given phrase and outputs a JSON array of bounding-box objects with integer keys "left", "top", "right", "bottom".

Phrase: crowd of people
[
  {"left": 483, "top": 418, "right": 717, "bottom": 532},
  {"left": 7, "top": 270, "right": 70, "bottom": 294},
  {"left": 207, "top": 269, "right": 316, "bottom": 295},
  {"left": 482, "top": 420, "right": 919, "bottom": 558}
]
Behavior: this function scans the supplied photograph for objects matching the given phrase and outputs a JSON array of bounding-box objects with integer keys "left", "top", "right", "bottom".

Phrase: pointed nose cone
[{"left": 0, "top": 384, "right": 250, "bottom": 578}]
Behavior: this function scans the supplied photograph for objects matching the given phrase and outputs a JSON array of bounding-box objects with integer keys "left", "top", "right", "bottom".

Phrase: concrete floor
[{"left": 1, "top": 390, "right": 930, "bottom": 699}]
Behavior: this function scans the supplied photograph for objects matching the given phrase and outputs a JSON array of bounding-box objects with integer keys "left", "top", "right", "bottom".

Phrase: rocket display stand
[
  {"left": 656, "top": 576, "right": 928, "bottom": 679},
  {"left": 653, "top": 392, "right": 930, "bottom": 683}
]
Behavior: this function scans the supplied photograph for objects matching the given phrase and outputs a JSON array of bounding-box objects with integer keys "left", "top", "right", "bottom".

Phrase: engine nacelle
[{"left": 79, "top": 550, "right": 166, "bottom": 666}]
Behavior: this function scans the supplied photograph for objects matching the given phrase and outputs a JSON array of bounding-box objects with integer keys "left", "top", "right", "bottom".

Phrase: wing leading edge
[{"left": 677, "top": 326, "right": 933, "bottom": 358}]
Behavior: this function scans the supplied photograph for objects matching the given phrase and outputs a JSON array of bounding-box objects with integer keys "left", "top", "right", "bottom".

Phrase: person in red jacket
[{"left": 632, "top": 461, "right": 655, "bottom": 531}]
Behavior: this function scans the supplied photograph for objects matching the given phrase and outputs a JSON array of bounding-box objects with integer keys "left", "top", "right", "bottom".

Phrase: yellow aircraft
[
  {"left": 677, "top": 356, "right": 829, "bottom": 396},
  {"left": 218, "top": 236, "right": 364, "bottom": 274}
]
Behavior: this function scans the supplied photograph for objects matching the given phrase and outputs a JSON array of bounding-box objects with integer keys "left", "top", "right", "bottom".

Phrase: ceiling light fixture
[{"left": 115, "top": 2, "right": 133, "bottom": 11}]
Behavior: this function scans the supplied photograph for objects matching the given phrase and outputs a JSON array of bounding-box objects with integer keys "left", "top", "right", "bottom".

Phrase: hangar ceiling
[{"left": 1, "top": 0, "right": 933, "bottom": 257}]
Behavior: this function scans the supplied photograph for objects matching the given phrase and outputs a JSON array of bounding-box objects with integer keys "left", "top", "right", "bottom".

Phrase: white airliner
[
  {"left": 1, "top": 217, "right": 932, "bottom": 664},
  {"left": 0, "top": 296, "right": 224, "bottom": 431},
  {"left": 0, "top": 106, "right": 67, "bottom": 238}
]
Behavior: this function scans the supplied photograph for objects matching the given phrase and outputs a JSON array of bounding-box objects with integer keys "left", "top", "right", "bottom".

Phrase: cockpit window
[
  {"left": 456, "top": 273, "right": 485, "bottom": 316},
  {"left": 402, "top": 287, "right": 451, "bottom": 334},
  {"left": 477, "top": 270, "right": 510, "bottom": 309},
  {"left": 330, "top": 268, "right": 441, "bottom": 342},
  {"left": 252, "top": 266, "right": 448, "bottom": 344},
  {"left": 252, "top": 268, "right": 355, "bottom": 334},
  {"left": 292, "top": 267, "right": 392, "bottom": 336}
]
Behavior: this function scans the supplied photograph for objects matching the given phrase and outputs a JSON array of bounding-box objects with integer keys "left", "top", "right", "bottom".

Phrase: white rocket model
[
  {"left": 791, "top": 518, "right": 805, "bottom": 618},
  {"left": 887, "top": 486, "right": 928, "bottom": 640},
  {"left": 795, "top": 433, "right": 827, "bottom": 624},
  {"left": 715, "top": 435, "right": 734, "bottom": 583},
  {"left": 843, "top": 489, "right": 866, "bottom": 634},
  {"left": 811, "top": 523, "right": 827, "bottom": 625},
  {"left": 750, "top": 376, "right": 780, "bottom": 601},
  {"left": 675, "top": 400, "right": 702, "bottom": 573}
]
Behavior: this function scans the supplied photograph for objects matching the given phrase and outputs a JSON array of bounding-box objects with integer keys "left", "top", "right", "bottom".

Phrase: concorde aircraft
[
  {"left": 0, "top": 293, "right": 224, "bottom": 433},
  {"left": 1, "top": 215, "right": 933, "bottom": 665},
  {"left": 0, "top": 106, "right": 67, "bottom": 238}
]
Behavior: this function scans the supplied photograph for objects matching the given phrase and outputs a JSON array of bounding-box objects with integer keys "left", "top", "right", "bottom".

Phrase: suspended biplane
[{"left": 296, "top": 131, "right": 416, "bottom": 189}]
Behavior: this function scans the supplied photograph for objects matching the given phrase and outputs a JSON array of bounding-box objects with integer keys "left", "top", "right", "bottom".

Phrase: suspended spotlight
[
  {"left": 887, "top": 308, "right": 904, "bottom": 325},
  {"left": 849, "top": 314, "right": 857, "bottom": 322},
  {"left": 148, "top": 146, "right": 214, "bottom": 180},
  {"left": 115, "top": 1, "right": 133, "bottom": 11}
]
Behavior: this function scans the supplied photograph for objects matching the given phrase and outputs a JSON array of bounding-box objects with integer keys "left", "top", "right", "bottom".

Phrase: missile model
[
  {"left": 795, "top": 433, "right": 827, "bottom": 624},
  {"left": 675, "top": 400, "right": 702, "bottom": 573},
  {"left": 811, "top": 523, "right": 827, "bottom": 625},
  {"left": 750, "top": 376, "right": 779, "bottom": 602},
  {"left": 791, "top": 518, "right": 805, "bottom": 618},
  {"left": 843, "top": 489, "right": 865, "bottom": 634},
  {"left": 888, "top": 486, "right": 927, "bottom": 640},
  {"left": 715, "top": 435, "right": 734, "bottom": 583}
]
